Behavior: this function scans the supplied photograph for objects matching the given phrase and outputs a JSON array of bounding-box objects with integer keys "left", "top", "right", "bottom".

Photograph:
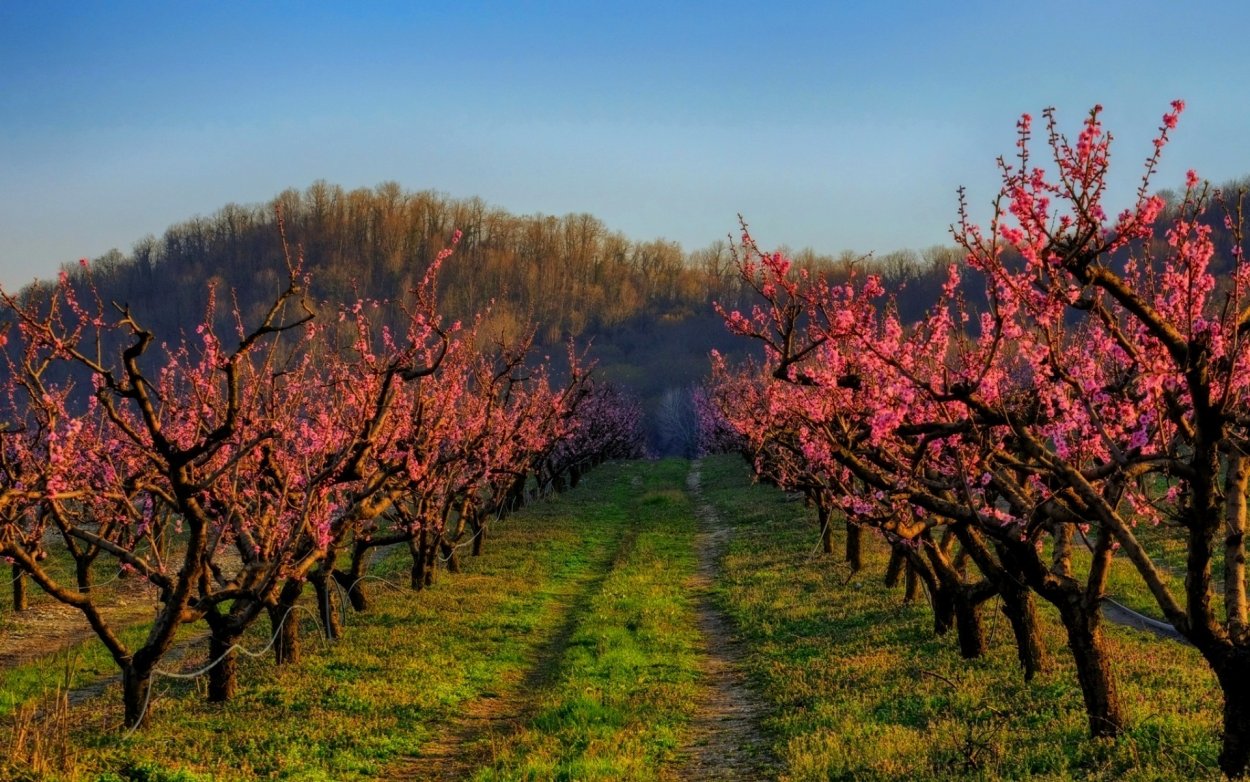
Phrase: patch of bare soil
[
  {"left": 677, "top": 460, "right": 777, "bottom": 781},
  {"left": 0, "top": 578, "right": 158, "bottom": 672},
  {"left": 0, "top": 547, "right": 253, "bottom": 682},
  {"left": 388, "top": 528, "right": 636, "bottom": 781}
]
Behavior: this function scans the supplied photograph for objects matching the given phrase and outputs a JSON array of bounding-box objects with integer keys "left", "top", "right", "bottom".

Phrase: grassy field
[
  {"left": 0, "top": 459, "right": 705, "bottom": 781},
  {"left": 696, "top": 454, "right": 1223, "bottom": 781},
  {"left": 0, "top": 456, "right": 1231, "bottom": 781},
  {"left": 470, "top": 458, "right": 703, "bottom": 781}
]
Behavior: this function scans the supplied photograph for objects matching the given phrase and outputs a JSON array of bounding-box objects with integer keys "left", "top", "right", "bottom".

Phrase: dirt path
[
  {"left": 387, "top": 527, "right": 636, "bottom": 781},
  {"left": 0, "top": 580, "right": 158, "bottom": 672},
  {"left": 677, "top": 459, "right": 776, "bottom": 780}
]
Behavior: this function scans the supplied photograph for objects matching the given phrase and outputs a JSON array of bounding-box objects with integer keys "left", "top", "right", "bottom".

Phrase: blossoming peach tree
[
  {"left": 0, "top": 222, "right": 645, "bottom": 729},
  {"left": 714, "top": 101, "right": 1250, "bottom": 775}
]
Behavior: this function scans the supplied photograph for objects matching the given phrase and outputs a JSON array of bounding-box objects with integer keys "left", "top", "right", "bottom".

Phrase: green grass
[
  {"left": 2, "top": 463, "right": 642, "bottom": 781},
  {"left": 696, "top": 454, "right": 1223, "bottom": 781},
  {"left": 472, "top": 458, "right": 703, "bottom": 781},
  {"left": 2, "top": 456, "right": 1231, "bottom": 781},
  {"left": 3, "top": 460, "right": 705, "bottom": 781}
]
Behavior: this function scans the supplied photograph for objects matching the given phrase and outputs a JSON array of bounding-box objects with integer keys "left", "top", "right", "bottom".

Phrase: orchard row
[
  {"left": 0, "top": 228, "right": 645, "bottom": 728},
  {"left": 705, "top": 103, "right": 1250, "bottom": 778}
]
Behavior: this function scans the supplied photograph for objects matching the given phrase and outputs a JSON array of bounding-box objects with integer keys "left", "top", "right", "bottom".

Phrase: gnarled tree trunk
[
  {"left": 121, "top": 658, "right": 156, "bottom": 729},
  {"left": 206, "top": 628, "right": 242, "bottom": 702},
  {"left": 471, "top": 516, "right": 485, "bottom": 557},
  {"left": 269, "top": 579, "right": 304, "bottom": 666},
  {"left": 955, "top": 527, "right": 1047, "bottom": 681},
  {"left": 904, "top": 561, "right": 920, "bottom": 603},
  {"left": 884, "top": 546, "right": 904, "bottom": 587},
  {"left": 999, "top": 581, "right": 1047, "bottom": 681},
  {"left": 1003, "top": 523, "right": 1122, "bottom": 738},
  {"left": 441, "top": 538, "right": 460, "bottom": 574},
  {"left": 1212, "top": 649, "right": 1250, "bottom": 778},
  {"left": 311, "top": 569, "right": 342, "bottom": 640},
  {"left": 340, "top": 540, "right": 374, "bottom": 613},
  {"left": 74, "top": 557, "right": 93, "bottom": 593},
  {"left": 917, "top": 530, "right": 992, "bottom": 658},
  {"left": 845, "top": 521, "right": 862, "bottom": 572},
  {"left": 1055, "top": 594, "right": 1122, "bottom": 737},
  {"left": 410, "top": 531, "right": 428, "bottom": 590},
  {"left": 952, "top": 586, "right": 988, "bottom": 659}
]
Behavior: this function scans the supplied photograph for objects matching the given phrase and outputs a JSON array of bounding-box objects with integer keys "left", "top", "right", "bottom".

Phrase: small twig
[{"left": 918, "top": 668, "right": 958, "bottom": 688}]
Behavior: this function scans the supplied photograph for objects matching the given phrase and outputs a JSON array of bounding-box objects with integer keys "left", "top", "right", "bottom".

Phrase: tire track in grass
[
  {"left": 388, "top": 521, "right": 636, "bottom": 781},
  {"left": 677, "top": 459, "right": 777, "bottom": 780}
]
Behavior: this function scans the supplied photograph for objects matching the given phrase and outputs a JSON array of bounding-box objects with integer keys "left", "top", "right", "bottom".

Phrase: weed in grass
[{"left": 5, "top": 685, "right": 74, "bottom": 780}]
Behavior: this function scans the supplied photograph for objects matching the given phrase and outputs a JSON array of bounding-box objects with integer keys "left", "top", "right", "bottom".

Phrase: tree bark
[
  {"left": 955, "top": 527, "right": 1047, "bottom": 681},
  {"left": 884, "top": 547, "right": 904, "bottom": 587},
  {"left": 441, "top": 539, "right": 460, "bottom": 574},
  {"left": 952, "top": 588, "right": 987, "bottom": 659},
  {"left": 74, "top": 557, "right": 93, "bottom": 593},
  {"left": 1215, "top": 651, "right": 1250, "bottom": 778},
  {"left": 916, "top": 533, "right": 991, "bottom": 658},
  {"left": 997, "top": 525, "right": 1122, "bottom": 739},
  {"left": 904, "top": 561, "right": 919, "bottom": 603},
  {"left": 206, "top": 630, "right": 240, "bottom": 702},
  {"left": 341, "top": 542, "right": 372, "bottom": 613},
  {"left": 410, "top": 533, "right": 427, "bottom": 590},
  {"left": 845, "top": 521, "right": 862, "bottom": 572},
  {"left": 506, "top": 475, "right": 527, "bottom": 513},
  {"left": 1225, "top": 455, "right": 1250, "bottom": 639},
  {"left": 999, "top": 581, "right": 1047, "bottom": 681},
  {"left": 471, "top": 519, "right": 485, "bottom": 557},
  {"left": 909, "top": 555, "right": 953, "bottom": 635},
  {"left": 311, "top": 571, "right": 341, "bottom": 640},
  {"left": 931, "top": 587, "right": 955, "bottom": 635},
  {"left": 424, "top": 535, "right": 437, "bottom": 587},
  {"left": 269, "top": 581, "right": 303, "bottom": 667},
  {"left": 121, "top": 661, "right": 154, "bottom": 729},
  {"left": 1055, "top": 595, "right": 1122, "bottom": 738},
  {"left": 1052, "top": 522, "right": 1074, "bottom": 577}
]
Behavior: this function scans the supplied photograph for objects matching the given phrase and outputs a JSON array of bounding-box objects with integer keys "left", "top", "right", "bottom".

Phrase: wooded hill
[{"left": 23, "top": 177, "right": 1235, "bottom": 451}]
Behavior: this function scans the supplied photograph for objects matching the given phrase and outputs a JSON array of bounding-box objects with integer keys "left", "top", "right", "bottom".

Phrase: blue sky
[{"left": 2, "top": 1, "right": 1248, "bottom": 287}]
